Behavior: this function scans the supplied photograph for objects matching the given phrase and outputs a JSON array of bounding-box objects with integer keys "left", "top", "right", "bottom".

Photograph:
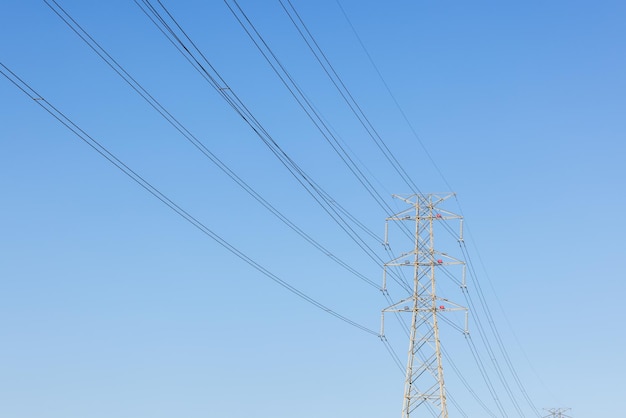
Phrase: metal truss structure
[
  {"left": 543, "top": 408, "right": 572, "bottom": 418},
  {"left": 381, "top": 193, "right": 467, "bottom": 418}
]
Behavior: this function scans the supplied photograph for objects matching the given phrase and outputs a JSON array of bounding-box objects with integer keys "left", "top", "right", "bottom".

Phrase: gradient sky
[{"left": 1, "top": 1, "right": 625, "bottom": 417}]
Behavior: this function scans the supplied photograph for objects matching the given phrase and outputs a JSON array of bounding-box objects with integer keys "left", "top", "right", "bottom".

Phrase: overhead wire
[
  {"left": 133, "top": 0, "right": 415, "bottom": 293},
  {"left": 459, "top": 253, "right": 527, "bottom": 417},
  {"left": 43, "top": 0, "right": 380, "bottom": 291},
  {"left": 38, "top": 3, "right": 424, "bottom": 402},
  {"left": 453, "top": 199, "right": 545, "bottom": 416},
  {"left": 436, "top": 207, "right": 540, "bottom": 416},
  {"left": 36, "top": 0, "right": 424, "bottom": 402},
  {"left": 37, "top": 4, "right": 425, "bottom": 388},
  {"left": 278, "top": 0, "right": 423, "bottom": 196},
  {"left": 225, "top": 0, "right": 401, "bottom": 221},
  {"left": 262, "top": 0, "right": 545, "bottom": 413},
  {"left": 226, "top": 0, "right": 429, "bottom": 263},
  {"left": 43, "top": 1, "right": 546, "bottom": 415},
  {"left": 224, "top": 4, "right": 545, "bottom": 413},
  {"left": 380, "top": 334, "right": 405, "bottom": 373},
  {"left": 437, "top": 208, "right": 531, "bottom": 413},
  {"left": 440, "top": 344, "right": 499, "bottom": 418},
  {"left": 329, "top": 1, "right": 547, "bottom": 412},
  {"left": 472, "top": 228, "right": 560, "bottom": 405},
  {"left": 0, "top": 61, "right": 379, "bottom": 338},
  {"left": 333, "top": 0, "right": 455, "bottom": 193},
  {"left": 460, "top": 236, "right": 542, "bottom": 417},
  {"left": 464, "top": 331, "right": 510, "bottom": 417},
  {"left": 224, "top": 0, "right": 421, "bottom": 267},
  {"left": 446, "top": 394, "right": 469, "bottom": 418}
]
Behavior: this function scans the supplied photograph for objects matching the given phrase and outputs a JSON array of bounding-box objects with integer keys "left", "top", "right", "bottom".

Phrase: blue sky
[{"left": 1, "top": 1, "right": 625, "bottom": 417}]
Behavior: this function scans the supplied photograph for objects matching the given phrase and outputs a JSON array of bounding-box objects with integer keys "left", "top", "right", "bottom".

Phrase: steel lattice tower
[
  {"left": 381, "top": 193, "right": 466, "bottom": 418},
  {"left": 543, "top": 408, "right": 572, "bottom": 418}
]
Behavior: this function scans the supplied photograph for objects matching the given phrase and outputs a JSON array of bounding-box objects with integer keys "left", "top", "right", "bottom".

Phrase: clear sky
[{"left": 1, "top": 1, "right": 625, "bottom": 417}]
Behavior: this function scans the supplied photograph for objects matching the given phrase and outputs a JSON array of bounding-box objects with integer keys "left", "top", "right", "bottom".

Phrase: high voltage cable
[
  {"left": 273, "top": 5, "right": 544, "bottom": 411},
  {"left": 225, "top": 0, "right": 421, "bottom": 270},
  {"left": 324, "top": 193, "right": 380, "bottom": 243},
  {"left": 333, "top": 0, "right": 455, "bottom": 193},
  {"left": 460, "top": 264, "right": 527, "bottom": 417},
  {"left": 319, "top": 106, "right": 397, "bottom": 204},
  {"left": 440, "top": 344, "right": 499, "bottom": 418},
  {"left": 133, "top": 0, "right": 413, "bottom": 292},
  {"left": 438, "top": 214, "right": 540, "bottom": 416},
  {"left": 447, "top": 394, "right": 469, "bottom": 418},
  {"left": 341, "top": 0, "right": 544, "bottom": 407},
  {"left": 0, "top": 61, "right": 379, "bottom": 337},
  {"left": 453, "top": 198, "right": 543, "bottom": 416},
  {"left": 43, "top": 0, "right": 380, "bottom": 291},
  {"left": 325, "top": 3, "right": 546, "bottom": 406},
  {"left": 282, "top": 0, "right": 544, "bottom": 413},
  {"left": 44, "top": 0, "right": 421, "bottom": 381},
  {"left": 135, "top": 0, "right": 381, "bottom": 258},
  {"left": 42, "top": 2, "right": 545, "bottom": 415},
  {"left": 225, "top": 0, "right": 402, "bottom": 220},
  {"left": 316, "top": 7, "right": 538, "bottom": 401},
  {"left": 460, "top": 239, "right": 542, "bottom": 416},
  {"left": 464, "top": 331, "right": 510, "bottom": 418},
  {"left": 439, "top": 313, "right": 467, "bottom": 335},
  {"left": 225, "top": 0, "right": 417, "bottom": 289},
  {"left": 380, "top": 335, "right": 405, "bottom": 372},
  {"left": 467, "top": 226, "right": 559, "bottom": 407},
  {"left": 278, "top": 0, "right": 423, "bottom": 195},
  {"left": 266, "top": 0, "right": 421, "bottom": 245},
  {"left": 438, "top": 200, "right": 541, "bottom": 414}
]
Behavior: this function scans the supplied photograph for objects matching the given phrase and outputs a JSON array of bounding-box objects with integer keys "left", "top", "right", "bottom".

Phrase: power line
[
  {"left": 326, "top": 2, "right": 547, "bottom": 412},
  {"left": 227, "top": 0, "right": 420, "bottom": 270},
  {"left": 460, "top": 238, "right": 542, "bottom": 416},
  {"left": 42, "top": 0, "right": 424, "bottom": 380},
  {"left": 440, "top": 344, "right": 499, "bottom": 418},
  {"left": 225, "top": 0, "right": 400, "bottom": 218},
  {"left": 333, "top": 0, "right": 455, "bottom": 193},
  {"left": 464, "top": 332, "right": 510, "bottom": 418},
  {"left": 133, "top": 0, "right": 413, "bottom": 292},
  {"left": 43, "top": 0, "right": 380, "bottom": 291},
  {"left": 278, "top": 0, "right": 423, "bottom": 195},
  {"left": 461, "top": 267, "right": 527, "bottom": 417},
  {"left": 454, "top": 195, "right": 558, "bottom": 407},
  {"left": 0, "top": 61, "right": 379, "bottom": 337},
  {"left": 38, "top": 3, "right": 548, "bottom": 415}
]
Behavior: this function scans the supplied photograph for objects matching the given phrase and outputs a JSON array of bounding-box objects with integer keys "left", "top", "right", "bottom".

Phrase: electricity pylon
[
  {"left": 380, "top": 193, "right": 467, "bottom": 418},
  {"left": 543, "top": 408, "right": 572, "bottom": 418}
]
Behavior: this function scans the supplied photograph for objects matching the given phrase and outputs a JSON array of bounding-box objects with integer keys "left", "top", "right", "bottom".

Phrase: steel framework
[
  {"left": 380, "top": 193, "right": 467, "bottom": 418},
  {"left": 543, "top": 408, "right": 572, "bottom": 418}
]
